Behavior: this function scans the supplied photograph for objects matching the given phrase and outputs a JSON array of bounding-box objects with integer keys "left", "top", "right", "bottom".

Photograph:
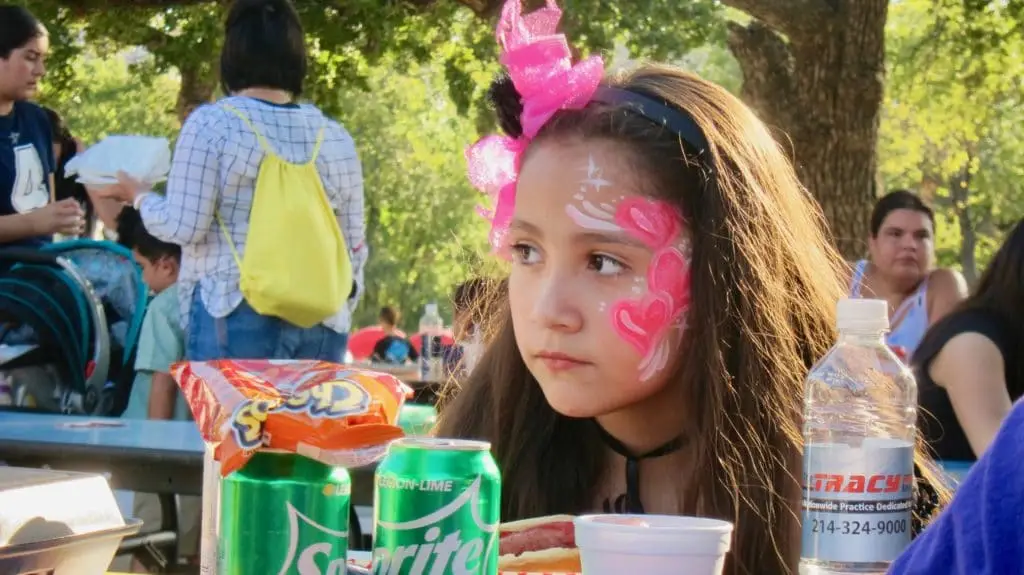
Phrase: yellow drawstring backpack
[{"left": 216, "top": 104, "right": 352, "bottom": 328}]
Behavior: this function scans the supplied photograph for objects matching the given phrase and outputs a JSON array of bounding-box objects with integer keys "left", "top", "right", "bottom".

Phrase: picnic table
[{"left": 0, "top": 404, "right": 435, "bottom": 570}]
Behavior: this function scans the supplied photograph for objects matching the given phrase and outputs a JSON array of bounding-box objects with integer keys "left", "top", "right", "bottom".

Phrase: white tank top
[{"left": 848, "top": 260, "right": 930, "bottom": 356}]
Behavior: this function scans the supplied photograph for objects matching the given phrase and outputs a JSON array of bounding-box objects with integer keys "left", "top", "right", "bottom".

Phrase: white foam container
[
  {"left": 0, "top": 466, "right": 142, "bottom": 574},
  {"left": 575, "top": 514, "right": 733, "bottom": 575}
]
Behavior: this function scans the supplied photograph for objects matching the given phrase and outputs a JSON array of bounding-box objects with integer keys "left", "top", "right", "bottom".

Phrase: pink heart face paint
[
  {"left": 562, "top": 156, "right": 691, "bottom": 382},
  {"left": 609, "top": 198, "right": 691, "bottom": 380},
  {"left": 508, "top": 139, "right": 692, "bottom": 419}
]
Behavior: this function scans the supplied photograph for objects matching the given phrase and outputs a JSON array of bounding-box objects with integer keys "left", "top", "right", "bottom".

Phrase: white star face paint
[{"left": 564, "top": 154, "right": 622, "bottom": 231}]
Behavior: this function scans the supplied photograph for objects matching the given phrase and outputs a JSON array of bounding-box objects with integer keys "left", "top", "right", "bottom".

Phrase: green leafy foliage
[
  {"left": 28, "top": 0, "right": 725, "bottom": 118},
  {"left": 333, "top": 58, "right": 491, "bottom": 330},
  {"left": 36, "top": 52, "right": 181, "bottom": 145},
  {"left": 880, "top": 0, "right": 1024, "bottom": 277}
]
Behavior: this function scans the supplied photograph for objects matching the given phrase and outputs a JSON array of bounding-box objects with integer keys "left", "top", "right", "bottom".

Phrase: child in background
[
  {"left": 115, "top": 206, "right": 200, "bottom": 571},
  {"left": 371, "top": 306, "right": 418, "bottom": 365},
  {"left": 437, "top": 1, "right": 947, "bottom": 574}
]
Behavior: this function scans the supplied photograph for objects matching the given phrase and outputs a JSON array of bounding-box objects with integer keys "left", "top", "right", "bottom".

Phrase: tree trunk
[
  {"left": 948, "top": 162, "right": 979, "bottom": 285},
  {"left": 176, "top": 61, "right": 217, "bottom": 124},
  {"left": 721, "top": 0, "right": 889, "bottom": 261}
]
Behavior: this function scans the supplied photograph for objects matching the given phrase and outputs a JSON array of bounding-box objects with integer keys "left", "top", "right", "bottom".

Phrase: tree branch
[
  {"left": 62, "top": 0, "right": 489, "bottom": 15},
  {"left": 719, "top": 0, "right": 834, "bottom": 41},
  {"left": 725, "top": 20, "right": 795, "bottom": 133}
]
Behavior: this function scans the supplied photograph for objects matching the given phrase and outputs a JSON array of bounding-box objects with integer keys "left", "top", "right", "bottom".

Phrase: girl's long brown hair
[{"left": 438, "top": 64, "right": 947, "bottom": 575}]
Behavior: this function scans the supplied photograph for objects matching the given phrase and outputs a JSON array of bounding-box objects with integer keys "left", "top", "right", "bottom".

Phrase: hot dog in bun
[{"left": 498, "top": 514, "right": 580, "bottom": 572}]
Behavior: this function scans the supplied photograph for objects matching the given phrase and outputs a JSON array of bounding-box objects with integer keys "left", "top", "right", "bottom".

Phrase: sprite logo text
[
  {"left": 279, "top": 502, "right": 349, "bottom": 575},
  {"left": 373, "top": 476, "right": 497, "bottom": 575}
]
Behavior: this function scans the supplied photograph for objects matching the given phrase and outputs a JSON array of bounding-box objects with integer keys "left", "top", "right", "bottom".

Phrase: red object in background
[
  {"left": 348, "top": 326, "right": 407, "bottom": 360},
  {"left": 410, "top": 330, "right": 456, "bottom": 354},
  {"left": 890, "top": 344, "right": 909, "bottom": 362}
]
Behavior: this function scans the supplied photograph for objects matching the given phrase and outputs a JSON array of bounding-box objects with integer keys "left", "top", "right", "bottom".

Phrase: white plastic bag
[{"left": 65, "top": 135, "right": 171, "bottom": 185}]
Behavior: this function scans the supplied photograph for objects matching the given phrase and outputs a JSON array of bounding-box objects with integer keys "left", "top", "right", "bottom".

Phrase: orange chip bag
[{"left": 172, "top": 359, "right": 412, "bottom": 476}]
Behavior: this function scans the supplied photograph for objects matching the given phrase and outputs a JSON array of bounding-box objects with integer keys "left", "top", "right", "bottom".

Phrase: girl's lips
[{"left": 536, "top": 351, "right": 590, "bottom": 371}]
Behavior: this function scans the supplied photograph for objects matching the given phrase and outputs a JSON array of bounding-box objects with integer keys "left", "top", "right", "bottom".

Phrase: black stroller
[{"left": 0, "top": 239, "right": 149, "bottom": 415}]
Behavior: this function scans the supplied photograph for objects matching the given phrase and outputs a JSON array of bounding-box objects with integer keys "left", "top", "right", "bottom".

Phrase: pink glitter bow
[{"left": 465, "top": 0, "right": 604, "bottom": 253}]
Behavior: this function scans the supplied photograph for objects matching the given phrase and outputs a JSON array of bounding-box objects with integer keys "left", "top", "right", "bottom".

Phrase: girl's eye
[
  {"left": 588, "top": 254, "right": 626, "bottom": 276},
  {"left": 511, "top": 243, "right": 542, "bottom": 265}
]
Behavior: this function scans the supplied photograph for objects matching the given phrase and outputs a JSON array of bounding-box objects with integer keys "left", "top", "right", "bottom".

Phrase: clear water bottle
[
  {"left": 799, "top": 298, "right": 917, "bottom": 575},
  {"left": 418, "top": 302, "right": 444, "bottom": 381}
]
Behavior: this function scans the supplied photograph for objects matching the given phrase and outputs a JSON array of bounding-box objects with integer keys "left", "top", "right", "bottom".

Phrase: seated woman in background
[
  {"left": 913, "top": 218, "right": 1024, "bottom": 460},
  {"left": 848, "top": 191, "right": 967, "bottom": 357}
]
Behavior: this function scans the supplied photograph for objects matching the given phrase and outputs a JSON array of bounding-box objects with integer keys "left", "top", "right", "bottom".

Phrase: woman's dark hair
[
  {"left": 43, "top": 106, "right": 73, "bottom": 146},
  {"left": 0, "top": 6, "right": 45, "bottom": 59},
  {"left": 220, "top": 0, "right": 306, "bottom": 96},
  {"left": 116, "top": 206, "right": 181, "bottom": 263},
  {"left": 871, "top": 190, "right": 935, "bottom": 237},
  {"left": 438, "top": 65, "right": 949, "bottom": 575},
  {"left": 42, "top": 106, "right": 96, "bottom": 237},
  {"left": 452, "top": 276, "right": 506, "bottom": 330}
]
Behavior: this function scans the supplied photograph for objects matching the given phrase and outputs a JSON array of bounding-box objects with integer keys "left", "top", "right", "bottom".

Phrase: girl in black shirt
[{"left": 913, "top": 218, "right": 1024, "bottom": 461}]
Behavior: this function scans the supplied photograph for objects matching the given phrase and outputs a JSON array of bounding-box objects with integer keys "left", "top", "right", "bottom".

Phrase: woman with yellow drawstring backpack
[{"left": 90, "top": 0, "right": 366, "bottom": 362}]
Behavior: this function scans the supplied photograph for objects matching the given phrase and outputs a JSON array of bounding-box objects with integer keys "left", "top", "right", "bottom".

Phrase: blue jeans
[{"left": 186, "top": 291, "right": 349, "bottom": 361}]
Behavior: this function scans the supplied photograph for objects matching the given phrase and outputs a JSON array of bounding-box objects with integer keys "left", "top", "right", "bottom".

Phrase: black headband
[{"left": 592, "top": 86, "right": 712, "bottom": 170}]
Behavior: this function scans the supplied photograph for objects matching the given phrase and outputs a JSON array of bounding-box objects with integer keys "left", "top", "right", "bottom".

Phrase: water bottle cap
[
  {"left": 425, "top": 303, "right": 438, "bottom": 315},
  {"left": 836, "top": 298, "right": 889, "bottom": 332}
]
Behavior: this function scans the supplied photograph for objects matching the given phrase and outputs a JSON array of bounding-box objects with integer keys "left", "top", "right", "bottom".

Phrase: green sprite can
[
  {"left": 372, "top": 438, "right": 501, "bottom": 575},
  {"left": 218, "top": 450, "right": 351, "bottom": 574}
]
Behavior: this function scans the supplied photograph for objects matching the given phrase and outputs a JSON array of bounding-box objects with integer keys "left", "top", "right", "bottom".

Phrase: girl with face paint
[{"left": 437, "top": 2, "right": 949, "bottom": 574}]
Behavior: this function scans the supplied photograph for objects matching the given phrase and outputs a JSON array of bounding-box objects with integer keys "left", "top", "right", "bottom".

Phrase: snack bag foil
[{"left": 173, "top": 359, "right": 412, "bottom": 475}]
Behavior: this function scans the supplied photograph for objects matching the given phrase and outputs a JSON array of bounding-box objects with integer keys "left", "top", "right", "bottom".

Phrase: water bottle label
[
  {"left": 800, "top": 441, "right": 914, "bottom": 564},
  {"left": 420, "top": 333, "right": 430, "bottom": 379}
]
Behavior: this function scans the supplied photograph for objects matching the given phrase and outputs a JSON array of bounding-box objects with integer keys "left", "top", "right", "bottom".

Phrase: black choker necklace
[{"left": 594, "top": 421, "right": 686, "bottom": 514}]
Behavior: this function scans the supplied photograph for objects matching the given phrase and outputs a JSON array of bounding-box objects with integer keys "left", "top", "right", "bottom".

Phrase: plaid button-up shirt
[{"left": 138, "top": 96, "right": 367, "bottom": 334}]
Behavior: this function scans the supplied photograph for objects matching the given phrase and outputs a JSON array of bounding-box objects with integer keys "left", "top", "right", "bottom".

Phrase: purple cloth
[{"left": 889, "top": 399, "right": 1024, "bottom": 574}]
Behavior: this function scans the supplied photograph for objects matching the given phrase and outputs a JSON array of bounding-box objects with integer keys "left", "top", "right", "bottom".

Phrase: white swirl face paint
[{"left": 565, "top": 154, "right": 622, "bottom": 231}]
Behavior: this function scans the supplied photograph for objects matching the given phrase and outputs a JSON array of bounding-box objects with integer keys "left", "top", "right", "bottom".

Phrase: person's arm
[
  {"left": 334, "top": 129, "right": 368, "bottom": 309},
  {"left": 0, "top": 199, "right": 83, "bottom": 243},
  {"left": 927, "top": 331, "right": 1012, "bottom": 457},
  {"left": 136, "top": 107, "right": 225, "bottom": 245},
  {"left": 0, "top": 212, "right": 41, "bottom": 243},
  {"left": 927, "top": 268, "right": 968, "bottom": 325},
  {"left": 85, "top": 191, "right": 126, "bottom": 233},
  {"left": 147, "top": 372, "right": 178, "bottom": 420},
  {"left": 888, "top": 399, "right": 1024, "bottom": 575}
]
